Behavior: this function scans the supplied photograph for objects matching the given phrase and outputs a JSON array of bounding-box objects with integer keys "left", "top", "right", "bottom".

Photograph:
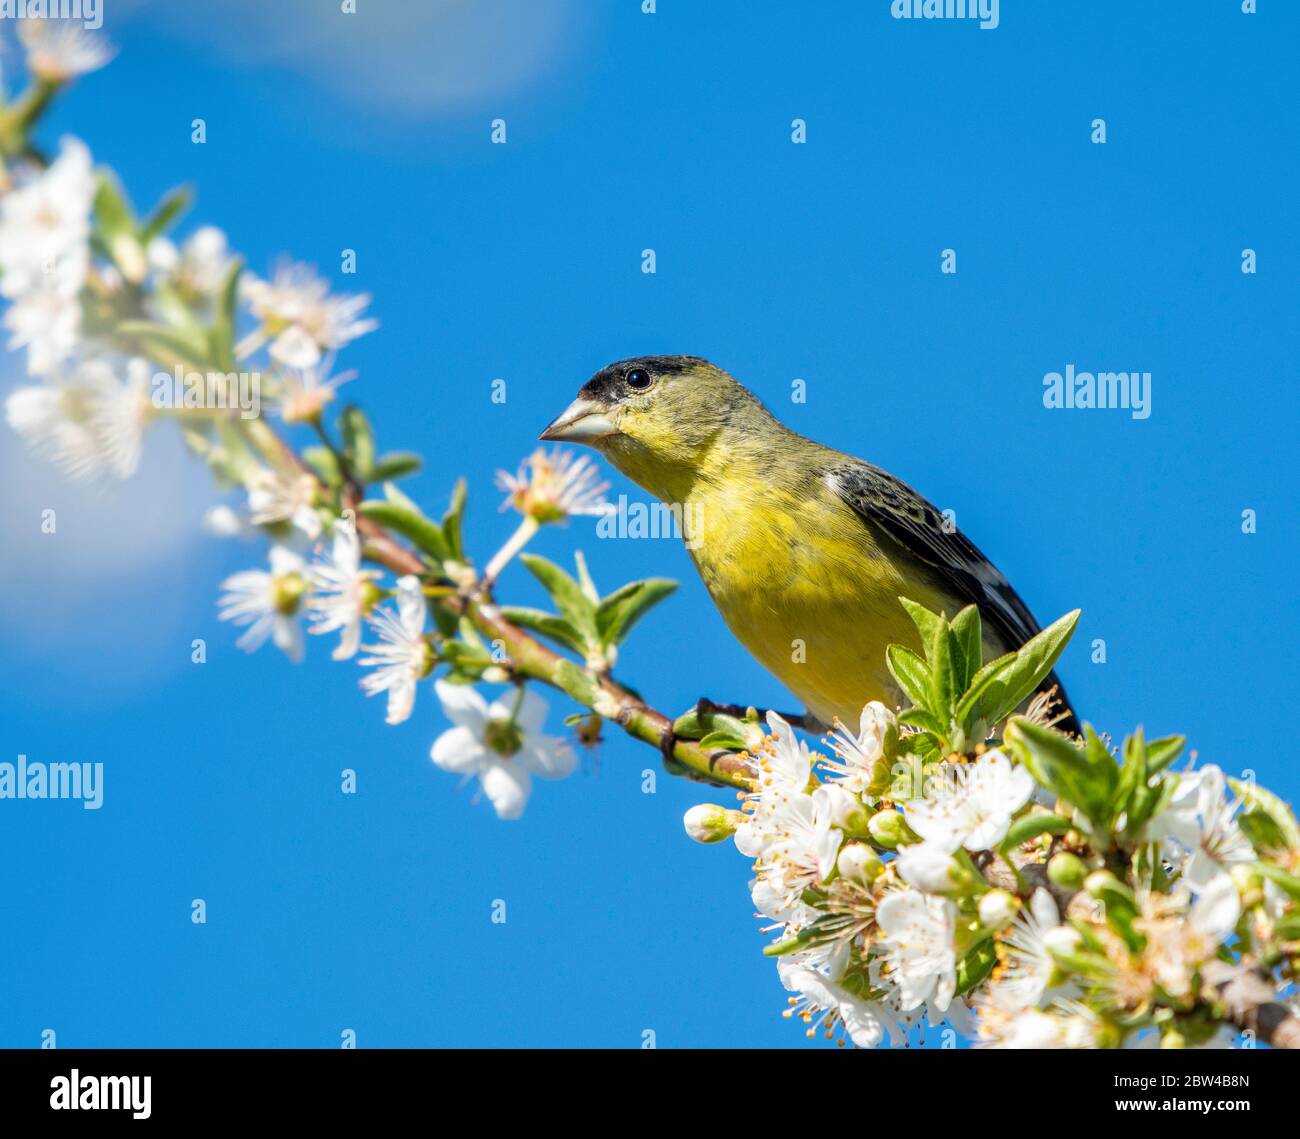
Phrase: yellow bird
[{"left": 541, "top": 355, "right": 1078, "bottom": 734}]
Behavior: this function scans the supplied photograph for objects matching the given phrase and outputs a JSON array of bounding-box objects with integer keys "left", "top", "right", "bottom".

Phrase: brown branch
[{"left": 245, "top": 426, "right": 757, "bottom": 793}]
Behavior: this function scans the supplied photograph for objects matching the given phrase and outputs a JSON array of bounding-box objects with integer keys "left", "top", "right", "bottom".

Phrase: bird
[{"left": 540, "top": 355, "right": 1079, "bottom": 736}]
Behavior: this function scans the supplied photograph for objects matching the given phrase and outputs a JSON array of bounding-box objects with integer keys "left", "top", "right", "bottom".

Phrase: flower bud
[
  {"left": 1047, "top": 851, "right": 1087, "bottom": 891},
  {"left": 1042, "top": 925, "right": 1083, "bottom": 956},
  {"left": 813, "top": 783, "right": 872, "bottom": 835},
  {"left": 896, "top": 842, "right": 962, "bottom": 894},
  {"left": 857, "top": 701, "right": 899, "bottom": 760},
  {"left": 978, "top": 889, "right": 1019, "bottom": 931},
  {"left": 867, "top": 808, "right": 918, "bottom": 851},
  {"left": 683, "top": 803, "right": 743, "bottom": 844},
  {"left": 837, "top": 842, "right": 883, "bottom": 886}
]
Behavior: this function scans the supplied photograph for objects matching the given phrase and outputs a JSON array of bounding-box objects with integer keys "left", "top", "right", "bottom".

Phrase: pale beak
[{"left": 539, "top": 397, "right": 616, "bottom": 443}]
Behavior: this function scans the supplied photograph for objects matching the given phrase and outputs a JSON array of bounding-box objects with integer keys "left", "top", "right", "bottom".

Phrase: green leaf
[
  {"left": 441, "top": 477, "right": 467, "bottom": 560},
  {"left": 699, "top": 729, "right": 750, "bottom": 751},
  {"left": 927, "top": 624, "right": 959, "bottom": 727},
  {"left": 1255, "top": 864, "right": 1300, "bottom": 902},
  {"left": 383, "top": 480, "right": 421, "bottom": 512},
  {"left": 954, "top": 940, "right": 998, "bottom": 996},
  {"left": 762, "top": 927, "right": 820, "bottom": 958},
  {"left": 93, "top": 172, "right": 137, "bottom": 240},
  {"left": 208, "top": 259, "right": 242, "bottom": 373},
  {"left": 1005, "top": 716, "right": 1115, "bottom": 826},
  {"left": 519, "top": 554, "right": 598, "bottom": 644},
  {"left": 953, "top": 648, "right": 1013, "bottom": 725},
  {"left": 886, "top": 645, "right": 932, "bottom": 712},
  {"left": 1229, "top": 779, "right": 1300, "bottom": 852},
  {"left": 1274, "top": 912, "right": 1300, "bottom": 940},
  {"left": 1145, "top": 734, "right": 1186, "bottom": 775},
  {"left": 898, "top": 598, "right": 959, "bottom": 722},
  {"left": 900, "top": 597, "right": 945, "bottom": 649},
  {"left": 898, "top": 730, "right": 941, "bottom": 762},
  {"left": 1085, "top": 870, "right": 1143, "bottom": 952},
  {"left": 357, "top": 499, "right": 448, "bottom": 563},
  {"left": 949, "top": 604, "right": 983, "bottom": 692},
  {"left": 118, "top": 319, "right": 214, "bottom": 372},
  {"left": 302, "top": 445, "right": 342, "bottom": 488},
  {"left": 573, "top": 551, "right": 600, "bottom": 604},
  {"left": 340, "top": 405, "right": 375, "bottom": 480},
  {"left": 498, "top": 606, "right": 587, "bottom": 655},
  {"left": 1002, "top": 810, "right": 1071, "bottom": 848},
  {"left": 369, "top": 451, "right": 423, "bottom": 482},
  {"left": 1108, "top": 728, "right": 1147, "bottom": 826},
  {"left": 897, "top": 707, "right": 944, "bottom": 736},
  {"left": 595, "top": 578, "right": 678, "bottom": 648},
  {"left": 93, "top": 173, "right": 147, "bottom": 284},
  {"left": 1129, "top": 773, "right": 1178, "bottom": 838},
  {"left": 140, "top": 185, "right": 192, "bottom": 242},
  {"left": 959, "top": 609, "right": 1079, "bottom": 728}
]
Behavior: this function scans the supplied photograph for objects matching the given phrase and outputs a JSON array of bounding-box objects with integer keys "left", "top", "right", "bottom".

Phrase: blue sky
[{"left": 0, "top": 1, "right": 1296, "bottom": 1048}]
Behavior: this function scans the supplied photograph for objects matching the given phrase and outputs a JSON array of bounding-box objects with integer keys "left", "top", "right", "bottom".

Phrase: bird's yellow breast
[{"left": 685, "top": 474, "right": 949, "bottom": 726}]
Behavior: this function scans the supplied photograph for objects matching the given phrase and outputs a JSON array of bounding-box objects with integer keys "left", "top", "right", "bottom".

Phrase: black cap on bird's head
[
  {"left": 540, "top": 355, "right": 773, "bottom": 499},
  {"left": 539, "top": 355, "right": 711, "bottom": 444}
]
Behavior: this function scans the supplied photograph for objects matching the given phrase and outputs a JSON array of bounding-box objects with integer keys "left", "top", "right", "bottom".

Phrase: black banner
[{"left": 0, "top": 1045, "right": 1289, "bottom": 1125}]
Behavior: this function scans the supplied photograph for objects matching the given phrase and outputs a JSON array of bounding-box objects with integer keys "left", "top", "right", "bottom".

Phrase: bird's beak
[{"left": 539, "top": 397, "right": 616, "bottom": 444}]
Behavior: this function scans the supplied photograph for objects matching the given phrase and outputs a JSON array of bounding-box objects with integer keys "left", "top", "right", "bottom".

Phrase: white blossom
[
  {"left": 1139, "top": 875, "right": 1241, "bottom": 1001},
  {"left": 903, "top": 749, "right": 1034, "bottom": 853},
  {"left": 748, "top": 790, "right": 843, "bottom": 922},
  {"left": 0, "top": 136, "right": 94, "bottom": 301},
  {"left": 217, "top": 545, "right": 309, "bottom": 662},
  {"left": 5, "top": 356, "right": 151, "bottom": 479},
  {"left": 875, "top": 888, "right": 958, "bottom": 1012},
  {"left": 976, "top": 993, "right": 1099, "bottom": 1049},
  {"left": 496, "top": 446, "right": 612, "bottom": 523},
  {"left": 307, "top": 516, "right": 376, "bottom": 661},
  {"left": 245, "top": 467, "right": 321, "bottom": 539},
  {"left": 778, "top": 960, "right": 900, "bottom": 1049},
  {"left": 4, "top": 276, "right": 82, "bottom": 374},
  {"left": 1146, "top": 764, "right": 1254, "bottom": 892},
  {"left": 18, "top": 19, "right": 114, "bottom": 82},
  {"left": 240, "top": 261, "right": 377, "bottom": 367},
  {"left": 174, "top": 226, "right": 233, "bottom": 296},
  {"left": 995, "top": 887, "right": 1065, "bottom": 1009},
  {"left": 276, "top": 357, "right": 354, "bottom": 424},
  {"left": 895, "top": 841, "right": 961, "bottom": 894},
  {"left": 430, "top": 680, "right": 576, "bottom": 819},
  {"left": 357, "top": 575, "right": 431, "bottom": 724},
  {"left": 822, "top": 701, "right": 893, "bottom": 798},
  {"left": 734, "top": 711, "right": 814, "bottom": 859}
]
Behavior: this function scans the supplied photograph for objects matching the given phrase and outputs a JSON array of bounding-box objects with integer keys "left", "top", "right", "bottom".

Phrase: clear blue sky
[{"left": 1, "top": 1, "right": 1296, "bottom": 1048}]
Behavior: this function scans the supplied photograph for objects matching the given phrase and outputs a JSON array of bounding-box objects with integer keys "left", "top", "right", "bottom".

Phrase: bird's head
[{"left": 540, "top": 355, "right": 766, "bottom": 500}]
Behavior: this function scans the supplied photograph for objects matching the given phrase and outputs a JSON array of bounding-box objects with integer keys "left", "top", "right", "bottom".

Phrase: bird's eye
[{"left": 625, "top": 368, "right": 653, "bottom": 391}]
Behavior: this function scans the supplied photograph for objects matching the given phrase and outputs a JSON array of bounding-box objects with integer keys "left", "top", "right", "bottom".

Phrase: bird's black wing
[{"left": 826, "top": 459, "right": 1041, "bottom": 653}]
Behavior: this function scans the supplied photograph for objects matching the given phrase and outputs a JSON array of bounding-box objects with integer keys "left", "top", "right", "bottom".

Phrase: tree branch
[
  {"left": 1203, "top": 959, "right": 1300, "bottom": 1049},
  {"left": 269, "top": 437, "right": 758, "bottom": 792}
]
